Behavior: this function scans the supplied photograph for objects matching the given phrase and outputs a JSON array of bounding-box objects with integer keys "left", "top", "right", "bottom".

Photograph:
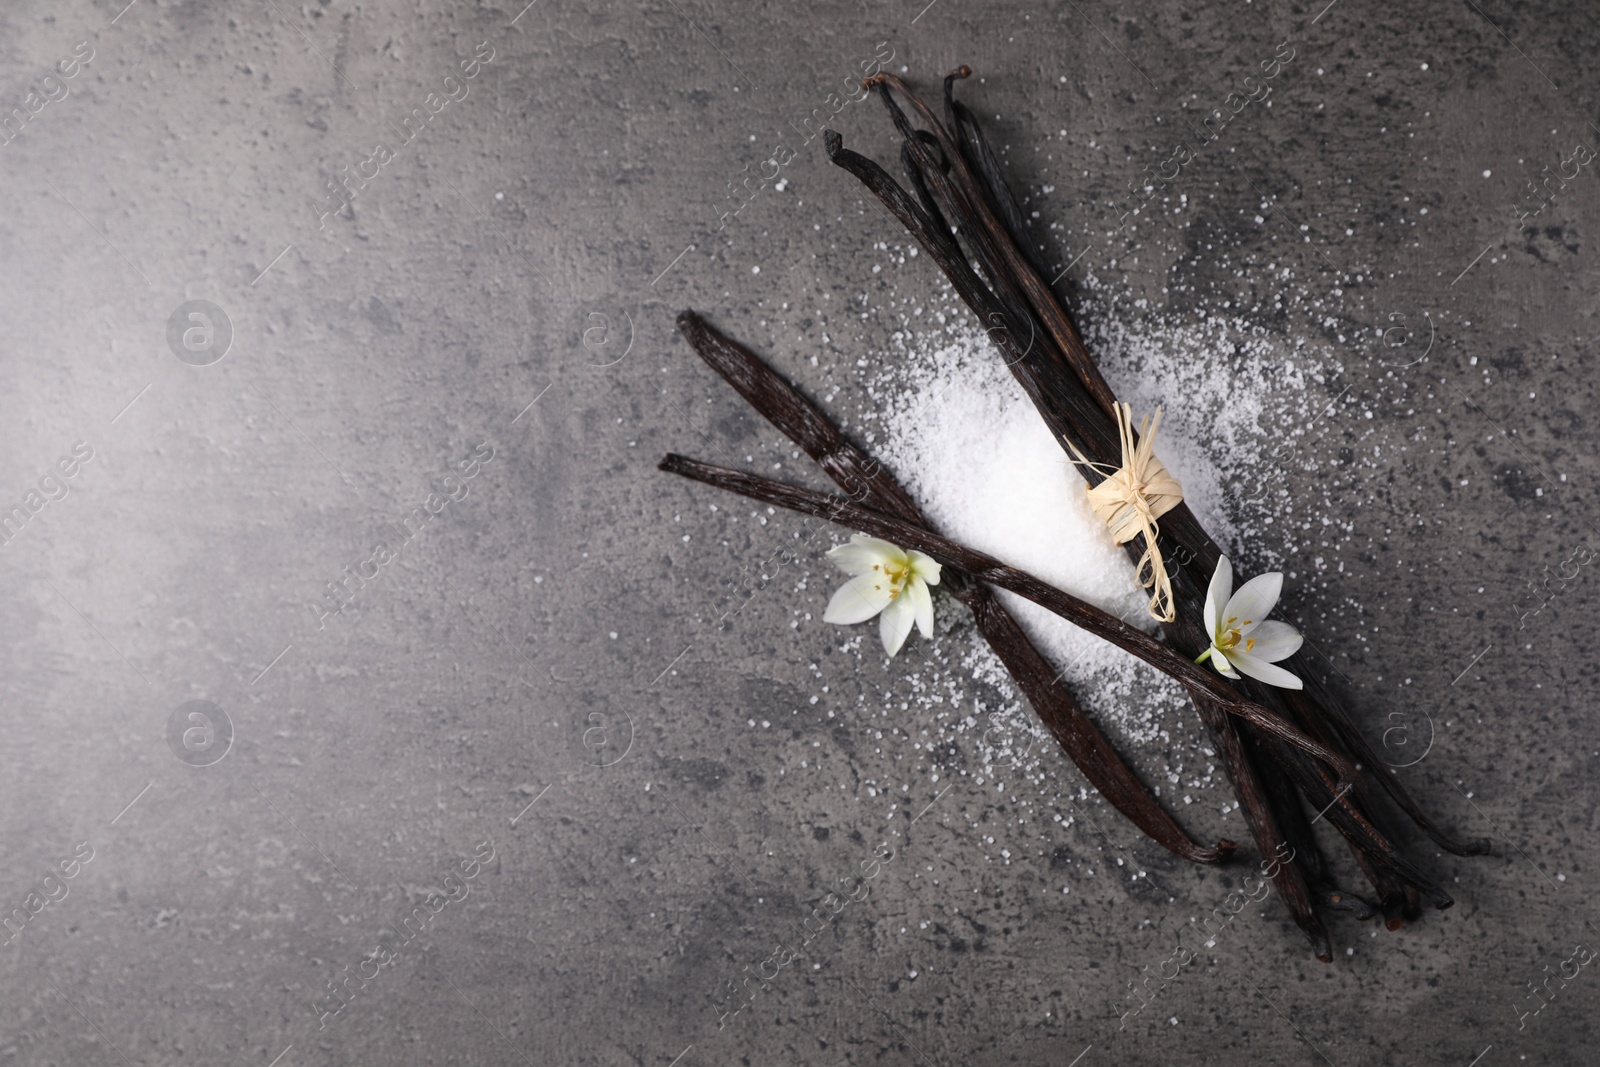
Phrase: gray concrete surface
[{"left": 1, "top": 0, "right": 1597, "bottom": 1063}]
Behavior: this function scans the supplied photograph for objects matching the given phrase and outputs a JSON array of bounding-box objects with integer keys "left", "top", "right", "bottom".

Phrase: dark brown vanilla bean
[
  {"left": 1161, "top": 576, "right": 1337, "bottom": 948},
  {"left": 943, "top": 71, "right": 1049, "bottom": 283},
  {"left": 1191, "top": 692, "right": 1332, "bottom": 961},
  {"left": 659, "top": 452, "right": 1358, "bottom": 794},
  {"left": 963, "top": 594, "right": 1236, "bottom": 862},
  {"left": 942, "top": 72, "right": 1040, "bottom": 273},
  {"left": 1250, "top": 746, "right": 1379, "bottom": 921},
  {"left": 937, "top": 68, "right": 1124, "bottom": 415},
  {"left": 823, "top": 131, "right": 1126, "bottom": 478},
  {"left": 675, "top": 309, "right": 1233, "bottom": 864},
  {"left": 822, "top": 67, "right": 1487, "bottom": 952},
  {"left": 873, "top": 71, "right": 1123, "bottom": 419}
]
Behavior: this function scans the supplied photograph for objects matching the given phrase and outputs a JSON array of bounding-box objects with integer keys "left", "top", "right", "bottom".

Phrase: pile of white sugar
[
  {"left": 877, "top": 335, "right": 1155, "bottom": 655},
  {"left": 859, "top": 310, "right": 1327, "bottom": 748}
]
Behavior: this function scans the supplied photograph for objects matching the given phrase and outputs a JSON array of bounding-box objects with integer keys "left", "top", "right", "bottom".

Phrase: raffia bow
[{"left": 1069, "top": 403, "right": 1184, "bottom": 623}]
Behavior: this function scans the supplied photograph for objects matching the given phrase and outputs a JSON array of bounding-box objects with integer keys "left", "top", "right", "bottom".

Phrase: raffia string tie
[{"left": 1069, "top": 403, "right": 1184, "bottom": 623}]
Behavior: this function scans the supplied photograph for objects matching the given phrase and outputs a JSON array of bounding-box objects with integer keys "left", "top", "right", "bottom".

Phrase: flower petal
[
  {"left": 1224, "top": 571, "right": 1283, "bottom": 634},
  {"left": 1240, "top": 620, "right": 1301, "bottom": 663},
  {"left": 908, "top": 577, "right": 935, "bottom": 639},
  {"left": 1204, "top": 556, "right": 1232, "bottom": 637},
  {"left": 827, "top": 534, "right": 903, "bottom": 576},
  {"left": 1228, "top": 652, "right": 1303, "bottom": 690},
  {"left": 907, "top": 550, "right": 942, "bottom": 586},
  {"left": 878, "top": 594, "right": 916, "bottom": 657},
  {"left": 1209, "top": 647, "right": 1242, "bottom": 679},
  {"left": 823, "top": 573, "right": 893, "bottom": 625}
]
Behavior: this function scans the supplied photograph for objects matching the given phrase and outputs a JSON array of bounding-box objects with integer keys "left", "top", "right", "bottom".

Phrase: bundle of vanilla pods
[{"left": 662, "top": 68, "right": 1487, "bottom": 960}]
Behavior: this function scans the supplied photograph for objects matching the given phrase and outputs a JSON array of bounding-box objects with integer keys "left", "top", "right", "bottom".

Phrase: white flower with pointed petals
[
  {"left": 1194, "top": 555, "right": 1303, "bottom": 690},
  {"left": 823, "top": 533, "right": 942, "bottom": 657}
]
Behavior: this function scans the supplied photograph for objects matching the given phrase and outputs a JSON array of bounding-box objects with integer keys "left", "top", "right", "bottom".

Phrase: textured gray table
[{"left": 1, "top": 0, "right": 1595, "bottom": 1064}]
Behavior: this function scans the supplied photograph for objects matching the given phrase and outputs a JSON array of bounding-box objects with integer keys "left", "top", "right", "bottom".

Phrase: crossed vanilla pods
[{"left": 661, "top": 68, "right": 1488, "bottom": 960}]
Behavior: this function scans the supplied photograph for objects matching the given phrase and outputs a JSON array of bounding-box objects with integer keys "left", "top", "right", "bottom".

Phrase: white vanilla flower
[
  {"left": 1195, "top": 555, "right": 1303, "bottom": 690},
  {"left": 823, "top": 533, "right": 942, "bottom": 657}
]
